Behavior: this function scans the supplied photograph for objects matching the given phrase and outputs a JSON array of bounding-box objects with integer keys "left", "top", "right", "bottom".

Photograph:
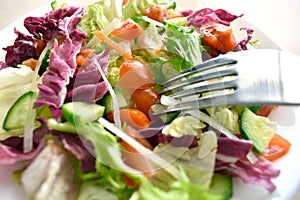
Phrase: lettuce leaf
[
  {"left": 78, "top": 0, "right": 123, "bottom": 39},
  {"left": 122, "top": 0, "right": 169, "bottom": 21},
  {"left": 153, "top": 131, "right": 217, "bottom": 190},
  {"left": 0, "top": 67, "right": 37, "bottom": 136},
  {"left": 164, "top": 23, "right": 203, "bottom": 67},
  {"left": 136, "top": 167, "right": 222, "bottom": 200}
]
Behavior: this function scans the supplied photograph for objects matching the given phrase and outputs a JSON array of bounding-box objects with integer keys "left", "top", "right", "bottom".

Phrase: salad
[{"left": 0, "top": 0, "right": 292, "bottom": 199}]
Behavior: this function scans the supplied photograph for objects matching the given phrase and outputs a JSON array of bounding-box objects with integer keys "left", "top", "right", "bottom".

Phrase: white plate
[{"left": 1, "top": 2, "right": 300, "bottom": 200}]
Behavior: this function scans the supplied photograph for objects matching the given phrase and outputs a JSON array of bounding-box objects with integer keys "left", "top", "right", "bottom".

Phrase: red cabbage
[
  {"left": 237, "top": 27, "right": 254, "bottom": 50},
  {"left": 34, "top": 37, "right": 83, "bottom": 117},
  {"left": 181, "top": 8, "right": 243, "bottom": 27},
  {"left": 2, "top": 6, "right": 86, "bottom": 67},
  {"left": 54, "top": 132, "right": 96, "bottom": 173},
  {"left": 0, "top": 118, "right": 48, "bottom": 165},
  {"left": 66, "top": 82, "right": 108, "bottom": 103},
  {"left": 0, "top": 61, "right": 7, "bottom": 70},
  {"left": 66, "top": 50, "right": 109, "bottom": 103},
  {"left": 24, "top": 6, "right": 86, "bottom": 41},
  {"left": 215, "top": 137, "right": 280, "bottom": 192},
  {"left": 2, "top": 29, "right": 37, "bottom": 67}
]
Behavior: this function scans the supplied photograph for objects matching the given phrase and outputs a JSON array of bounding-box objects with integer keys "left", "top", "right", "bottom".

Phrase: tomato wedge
[
  {"left": 119, "top": 58, "right": 154, "bottom": 90},
  {"left": 200, "top": 22, "right": 237, "bottom": 51},
  {"left": 111, "top": 19, "right": 144, "bottom": 41},
  {"left": 262, "top": 133, "right": 291, "bottom": 162}
]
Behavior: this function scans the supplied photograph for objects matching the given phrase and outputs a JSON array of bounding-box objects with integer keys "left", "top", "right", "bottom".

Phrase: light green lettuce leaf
[
  {"left": 0, "top": 67, "right": 37, "bottom": 138},
  {"left": 121, "top": 0, "right": 170, "bottom": 21},
  {"left": 162, "top": 115, "right": 206, "bottom": 138},
  {"left": 77, "top": 182, "right": 118, "bottom": 200},
  {"left": 164, "top": 23, "right": 203, "bottom": 67},
  {"left": 135, "top": 166, "right": 221, "bottom": 200},
  {"left": 208, "top": 106, "right": 240, "bottom": 134},
  {"left": 153, "top": 131, "right": 217, "bottom": 189}
]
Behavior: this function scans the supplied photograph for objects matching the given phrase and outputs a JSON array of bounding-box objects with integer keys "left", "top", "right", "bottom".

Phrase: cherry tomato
[
  {"left": 142, "top": 5, "right": 167, "bottom": 22},
  {"left": 262, "top": 133, "right": 291, "bottom": 162},
  {"left": 106, "top": 109, "right": 151, "bottom": 130},
  {"left": 130, "top": 87, "right": 160, "bottom": 116},
  {"left": 119, "top": 58, "right": 154, "bottom": 90},
  {"left": 200, "top": 22, "right": 237, "bottom": 51},
  {"left": 111, "top": 19, "right": 144, "bottom": 41}
]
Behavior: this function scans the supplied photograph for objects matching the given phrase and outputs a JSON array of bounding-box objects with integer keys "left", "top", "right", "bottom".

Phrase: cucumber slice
[
  {"left": 98, "top": 89, "right": 127, "bottom": 116},
  {"left": 3, "top": 91, "right": 34, "bottom": 131},
  {"left": 62, "top": 102, "right": 105, "bottom": 125},
  {"left": 240, "top": 107, "right": 275, "bottom": 154},
  {"left": 208, "top": 173, "right": 233, "bottom": 200}
]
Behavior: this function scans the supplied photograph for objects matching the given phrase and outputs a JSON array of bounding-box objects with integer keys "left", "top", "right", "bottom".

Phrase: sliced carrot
[
  {"left": 93, "top": 30, "right": 133, "bottom": 60},
  {"left": 76, "top": 49, "right": 95, "bottom": 67},
  {"left": 262, "top": 133, "right": 291, "bottom": 162},
  {"left": 36, "top": 39, "right": 46, "bottom": 57},
  {"left": 22, "top": 58, "right": 37, "bottom": 70},
  {"left": 142, "top": 5, "right": 167, "bottom": 22},
  {"left": 76, "top": 55, "right": 87, "bottom": 67}
]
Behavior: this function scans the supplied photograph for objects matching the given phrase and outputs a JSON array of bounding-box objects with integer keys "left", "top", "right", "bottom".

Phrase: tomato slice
[
  {"left": 111, "top": 19, "right": 144, "bottom": 41},
  {"left": 106, "top": 108, "right": 151, "bottom": 130},
  {"left": 119, "top": 58, "right": 154, "bottom": 90},
  {"left": 262, "top": 133, "right": 291, "bottom": 162},
  {"left": 131, "top": 87, "right": 160, "bottom": 116},
  {"left": 142, "top": 5, "right": 167, "bottom": 22},
  {"left": 199, "top": 22, "right": 237, "bottom": 51}
]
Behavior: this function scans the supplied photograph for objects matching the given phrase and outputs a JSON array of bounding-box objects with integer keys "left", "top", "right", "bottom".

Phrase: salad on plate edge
[{"left": 0, "top": 0, "right": 295, "bottom": 199}]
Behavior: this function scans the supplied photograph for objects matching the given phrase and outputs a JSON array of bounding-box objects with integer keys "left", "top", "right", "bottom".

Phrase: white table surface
[{"left": 0, "top": 0, "right": 300, "bottom": 199}]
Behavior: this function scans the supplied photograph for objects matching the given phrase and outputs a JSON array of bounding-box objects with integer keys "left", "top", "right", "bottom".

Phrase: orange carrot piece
[{"left": 93, "top": 30, "right": 133, "bottom": 60}]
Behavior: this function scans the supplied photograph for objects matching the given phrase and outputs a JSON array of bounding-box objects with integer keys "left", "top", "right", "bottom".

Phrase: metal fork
[{"left": 154, "top": 49, "right": 300, "bottom": 115}]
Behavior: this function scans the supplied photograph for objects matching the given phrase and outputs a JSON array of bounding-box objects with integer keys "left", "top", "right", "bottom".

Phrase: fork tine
[
  {"left": 159, "top": 65, "right": 238, "bottom": 94},
  {"left": 162, "top": 57, "right": 237, "bottom": 86},
  {"left": 169, "top": 76, "right": 238, "bottom": 99},
  {"left": 153, "top": 93, "right": 233, "bottom": 116}
]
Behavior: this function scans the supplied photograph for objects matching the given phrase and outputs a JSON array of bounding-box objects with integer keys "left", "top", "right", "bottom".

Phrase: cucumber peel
[
  {"left": 208, "top": 173, "right": 233, "bottom": 200},
  {"left": 62, "top": 102, "right": 105, "bottom": 125},
  {"left": 240, "top": 107, "right": 275, "bottom": 154},
  {"left": 3, "top": 91, "right": 35, "bottom": 131}
]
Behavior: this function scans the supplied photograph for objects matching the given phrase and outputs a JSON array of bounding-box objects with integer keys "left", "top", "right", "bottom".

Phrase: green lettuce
[
  {"left": 164, "top": 23, "right": 204, "bottom": 67},
  {"left": 135, "top": 167, "right": 221, "bottom": 200},
  {"left": 122, "top": 0, "right": 170, "bottom": 21},
  {"left": 207, "top": 107, "right": 240, "bottom": 134},
  {"left": 78, "top": 0, "right": 123, "bottom": 39},
  {"left": 153, "top": 131, "right": 217, "bottom": 189},
  {"left": 0, "top": 67, "right": 37, "bottom": 139}
]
